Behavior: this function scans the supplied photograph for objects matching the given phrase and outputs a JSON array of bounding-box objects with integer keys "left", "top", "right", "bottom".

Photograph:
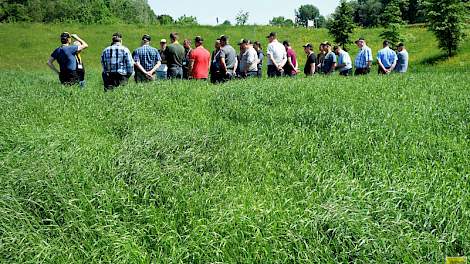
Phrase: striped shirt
[
  {"left": 133, "top": 45, "right": 161, "bottom": 72},
  {"left": 354, "top": 45, "right": 373, "bottom": 69},
  {"left": 101, "top": 43, "right": 134, "bottom": 75}
]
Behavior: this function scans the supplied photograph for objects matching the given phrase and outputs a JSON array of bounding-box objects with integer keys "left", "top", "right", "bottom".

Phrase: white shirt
[
  {"left": 241, "top": 47, "right": 259, "bottom": 72},
  {"left": 338, "top": 50, "right": 352, "bottom": 71},
  {"left": 266, "top": 39, "right": 287, "bottom": 66}
]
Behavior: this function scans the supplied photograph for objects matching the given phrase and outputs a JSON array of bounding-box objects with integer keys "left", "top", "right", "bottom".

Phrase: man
[
  {"left": 210, "top": 40, "right": 222, "bottom": 84},
  {"left": 334, "top": 45, "right": 353, "bottom": 76},
  {"left": 188, "top": 36, "right": 211, "bottom": 80},
  {"left": 238, "top": 39, "right": 259, "bottom": 78},
  {"left": 395, "top": 42, "right": 409, "bottom": 73},
  {"left": 316, "top": 42, "right": 326, "bottom": 74},
  {"left": 183, "top": 39, "right": 193, "bottom": 79},
  {"left": 283, "top": 40, "right": 298, "bottom": 77},
  {"left": 216, "top": 35, "right": 238, "bottom": 82},
  {"left": 157, "top": 39, "right": 168, "bottom": 80},
  {"left": 303, "top": 43, "right": 316, "bottom": 76},
  {"left": 164, "top": 32, "right": 185, "bottom": 79},
  {"left": 47, "top": 32, "right": 88, "bottom": 86},
  {"left": 101, "top": 32, "right": 134, "bottom": 91},
  {"left": 377, "top": 40, "right": 398, "bottom": 74},
  {"left": 132, "top": 34, "right": 161, "bottom": 83},
  {"left": 266, "top": 32, "right": 287, "bottom": 77},
  {"left": 354, "top": 38, "right": 373, "bottom": 75},
  {"left": 253, "top": 41, "right": 264, "bottom": 78},
  {"left": 322, "top": 42, "right": 336, "bottom": 75}
]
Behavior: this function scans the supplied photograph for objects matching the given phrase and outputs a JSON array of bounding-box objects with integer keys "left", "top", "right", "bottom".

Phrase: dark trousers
[
  {"left": 102, "top": 72, "right": 129, "bottom": 91},
  {"left": 267, "top": 65, "right": 283, "bottom": 77},
  {"left": 240, "top": 71, "right": 258, "bottom": 78},
  {"left": 134, "top": 70, "right": 155, "bottom": 83},
  {"left": 59, "top": 70, "right": 79, "bottom": 85},
  {"left": 339, "top": 69, "right": 352, "bottom": 76},
  {"left": 378, "top": 67, "right": 392, "bottom": 74},
  {"left": 168, "top": 66, "right": 183, "bottom": 79},
  {"left": 210, "top": 70, "right": 233, "bottom": 84},
  {"left": 257, "top": 69, "right": 263, "bottom": 78},
  {"left": 354, "top": 68, "right": 370, "bottom": 75}
]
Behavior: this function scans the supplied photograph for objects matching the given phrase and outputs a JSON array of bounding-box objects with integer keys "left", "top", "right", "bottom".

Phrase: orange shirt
[{"left": 189, "top": 46, "right": 210, "bottom": 79}]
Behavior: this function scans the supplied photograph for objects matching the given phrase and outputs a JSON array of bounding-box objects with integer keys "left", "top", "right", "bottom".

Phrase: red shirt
[{"left": 189, "top": 46, "right": 210, "bottom": 79}]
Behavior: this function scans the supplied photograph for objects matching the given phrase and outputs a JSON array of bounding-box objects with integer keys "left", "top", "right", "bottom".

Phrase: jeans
[
  {"left": 267, "top": 65, "right": 283, "bottom": 77},
  {"left": 168, "top": 66, "right": 183, "bottom": 79}
]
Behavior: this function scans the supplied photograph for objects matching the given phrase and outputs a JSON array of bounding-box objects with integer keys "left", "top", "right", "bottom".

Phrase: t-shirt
[
  {"left": 240, "top": 47, "right": 259, "bottom": 72},
  {"left": 189, "top": 46, "right": 211, "bottom": 79},
  {"left": 337, "top": 50, "right": 352, "bottom": 72},
  {"left": 157, "top": 49, "right": 168, "bottom": 72},
  {"left": 164, "top": 42, "right": 185, "bottom": 67},
  {"left": 266, "top": 40, "right": 287, "bottom": 66},
  {"left": 322, "top": 51, "right": 337, "bottom": 74},
  {"left": 377, "top": 46, "right": 398, "bottom": 68},
  {"left": 304, "top": 52, "right": 316, "bottom": 76},
  {"left": 395, "top": 50, "right": 409, "bottom": 73},
  {"left": 219, "top": 45, "right": 237, "bottom": 70},
  {"left": 284, "top": 48, "right": 297, "bottom": 75},
  {"left": 51, "top": 45, "right": 79, "bottom": 72}
]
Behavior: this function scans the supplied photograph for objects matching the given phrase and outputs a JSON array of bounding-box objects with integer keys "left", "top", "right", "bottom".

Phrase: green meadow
[{"left": 0, "top": 24, "right": 469, "bottom": 263}]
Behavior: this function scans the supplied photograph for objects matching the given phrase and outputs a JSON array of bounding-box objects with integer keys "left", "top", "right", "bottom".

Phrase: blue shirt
[
  {"left": 395, "top": 49, "right": 409, "bottom": 73},
  {"left": 354, "top": 45, "right": 373, "bottom": 69},
  {"left": 133, "top": 45, "right": 161, "bottom": 72},
  {"left": 101, "top": 43, "right": 134, "bottom": 75},
  {"left": 377, "top": 47, "right": 398, "bottom": 68},
  {"left": 51, "top": 45, "right": 78, "bottom": 72}
]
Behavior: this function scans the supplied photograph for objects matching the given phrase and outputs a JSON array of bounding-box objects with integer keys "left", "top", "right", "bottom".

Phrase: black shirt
[{"left": 304, "top": 53, "right": 317, "bottom": 76}]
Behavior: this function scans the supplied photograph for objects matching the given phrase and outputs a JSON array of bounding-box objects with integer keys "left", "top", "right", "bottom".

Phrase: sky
[{"left": 148, "top": 0, "right": 340, "bottom": 25}]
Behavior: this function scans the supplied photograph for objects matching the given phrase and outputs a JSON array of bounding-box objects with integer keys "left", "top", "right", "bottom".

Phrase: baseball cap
[
  {"left": 218, "top": 35, "right": 228, "bottom": 41},
  {"left": 238, "top": 39, "right": 249, "bottom": 45},
  {"left": 302, "top": 43, "right": 313, "bottom": 49},
  {"left": 321, "top": 41, "right": 331, "bottom": 46},
  {"left": 195, "top": 36, "right": 204, "bottom": 43},
  {"left": 60, "top": 32, "right": 71, "bottom": 39},
  {"left": 142, "top": 34, "right": 151, "bottom": 41},
  {"left": 160, "top": 39, "right": 167, "bottom": 43},
  {"left": 266, "top": 32, "right": 277, "bottom": 38}
]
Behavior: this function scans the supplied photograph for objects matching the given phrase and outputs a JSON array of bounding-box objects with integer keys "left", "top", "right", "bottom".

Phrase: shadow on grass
[{"left": 419, "top": 53, "right": 450, "bottom": 65}]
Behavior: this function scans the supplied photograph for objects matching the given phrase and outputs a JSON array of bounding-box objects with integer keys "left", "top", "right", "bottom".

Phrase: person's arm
[
  {"left": 279, "top": 51, "right": 287, "bottom": 69},
  {"left": 233, "top": 57, "right": 238, "bottom": 75},
  {"left": 47, "top": 57, "right": 59, "bottom": 75},
  {"left": 188, "top": 59, "right": 195, "bottom": 78},
  {"left": 71, "top": 34, "right": 88, "bottom": 51},
  {"left": 328, "top": 55, "right": 337, "bottom": 74},
  {"left": 219, "top": 50, "right": 227, "bottom": 73},
  {"left": 377, "top": 53, "right": 386, "bottom": 72},
  {"left": 126, "top": 49, "right": 135, "bottom": 76},
  {"left": 389, "top": 54, "right": 398, "bottom": 72},
  {"left": 367, "top": 49, "right": 373, "bottom": 68},
  {"left": 310, "top": 63, "right": 316, "bottom": 75},
  {"left": 148, "top": 52, "right": 162, "bottom": 76}
]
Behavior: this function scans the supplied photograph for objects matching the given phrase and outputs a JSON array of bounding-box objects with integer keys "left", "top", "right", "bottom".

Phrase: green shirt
[{"left": 164, "top": 42, "right": 185, "bottom": 67}]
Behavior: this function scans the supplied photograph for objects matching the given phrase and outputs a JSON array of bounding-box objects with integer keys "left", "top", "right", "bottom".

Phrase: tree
[
  {"left": 327, "top": 0, "right": 355, "bottom": 49},
  {"left": 269, "top": 16, "right": 294, "bottom": 27},
  {"left": 157, "top": 14, "right": 174, "bottom": 25},
  {"left": 295, "top": 4, "right": 320, "bottom": 27},
  {"left": 222, "top": 20, "right": 232, "bottom": 26},
  {"left": 235, "top": 10, "right": 249, "bottom": 25},
  {"left": 351, "top": 0, "right": 384, "bottom": 27},
  {"left": 176, "top": 15, "right": 198, "bottom": 25},
  {"left": 424, "top": 0, "right": 467, "bottom": 56},
  {"left": 379, "top": 0, "right": 404, "bottom": 47}
]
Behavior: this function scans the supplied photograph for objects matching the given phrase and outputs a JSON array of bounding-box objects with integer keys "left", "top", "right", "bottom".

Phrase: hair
[
  {"left": 184, "top": 39, "right": 192, "bottom": 45},
  {"left": 194, "top": 36, "right": 203, "bottom": 44},
  {"left": 397, "top": 42, "right": 404, "bottom": 47},
  {"left": 170, "top": 32, "right": 178, "bottom": 41},
  {"left": 282, "top": 40, "right": 290, "bottom": 46},
  {"left": 253, "top": 41, "right": 262, "bottom": 50},
  {"left": 383, "top": 40, "right": 390, "bottom": 46},
  {"left": 333, "top": 45, "right": 340, "bottom": 51},
  {"left": 112, "top": 32, "right": 122, "bottom": 43}
]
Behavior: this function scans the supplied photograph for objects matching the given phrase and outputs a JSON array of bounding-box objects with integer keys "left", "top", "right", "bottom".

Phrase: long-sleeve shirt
[{"left": 101, "top": 43, "right": 134, "bottom": 75}]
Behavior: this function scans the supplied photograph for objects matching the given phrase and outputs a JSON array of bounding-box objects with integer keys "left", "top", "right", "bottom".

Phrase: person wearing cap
[
  {"left": 333, "top": 46, "right": 353, "bottom": 76},
  {"left": 316, "top": 42, "right": 326, "bottom": 74},
  {"left": 283, "top": 40, "right": 299, "bottom": 77},
  {"left": 354, "top": 38, "right": 373, "bottom": 75},
  {"left": 321, "top": 42, "right": 336, "bottom": 75},
  {"left": 303, "top": 43, "right": 316, "bottom": 76},
  {"left": 47, "top": 32, "right": 88, "bottom": 86},
  {"left": 183, "top": 39, "right": 193, "bottom": 79},
  {"left": 101, "top": 32, "right": 134, "bottom": 91},
  {"left": 377, "top": 40, "right": 398, "bottom": 74},
  {"left": 157, "top": 39, "right": 168, "bottom": 80},
  {"left": 238, "top": 39, "right": 259, "bottom": 78},
  {"left": 210, "top": 40, "right": 222, "bottom": 84},
  {"left": 395, "top": 42, "right": 409, "bottom": 73},
  {"left": 132, "top": 34, "right": 161, "bottom": 83},
  {"left": 253, "top": 41, "right": 264, "bottom": 78},
  {"left": 266, "top": 32, "right": 287, "bottom": 77},
  {"left": 72, "top": 40, "right": 86, "bottom": 87},
  {"left": 188, "top": 36, "right": 211, "bottom": 80},
  {"left": 164, "top": 32, "right": 185, "bottom": 79},
  {"left": 215, "top": 35, "right": 238, "bottom": 82}
]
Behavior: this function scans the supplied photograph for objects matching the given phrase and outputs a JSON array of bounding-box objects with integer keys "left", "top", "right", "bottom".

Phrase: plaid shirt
[
  {"left": 133, "top": 45, "right": 161, "bottom": 72},
  {"left": 354, "top": 45, "right": 373, "bottom": 69},
  {"left": 101, "top": 43, "right": 134, "bottom": 75}
]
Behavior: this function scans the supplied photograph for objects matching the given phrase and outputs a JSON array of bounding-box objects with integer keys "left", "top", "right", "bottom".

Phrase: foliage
[
  {"left": 235, "top": 10, "right": 249, "bottom": 26},
  {"left": 295, "top": 4, "right": 321, "bottom": 27},
  {"left": 222, "top": 20, "right": 232, "bottom": 26},
  {"left": 380, "top": 23, "right": 404, "bottom": 47},
  {"left": 380, "top": 0, "right": 404, "bottom": 47},
  {"left": 176, "top": 15, "right": 198, "bottom": 26},
  {"left": 327, "top": 0, "right": 355, "bottom": 49},
  {"left": 424, "top": 0, "right": 468, "bottom": 56},
  {"left": 156, "top": 14, "right": 174, "bottom": 25},
  {"left": 269, "top": 16, "right": 294, "bottom": 27}
]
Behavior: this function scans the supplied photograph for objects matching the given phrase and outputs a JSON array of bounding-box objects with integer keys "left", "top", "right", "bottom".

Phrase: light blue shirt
[
  {"left": 377, "top": 46, "right": 398, "bottom": 68},
  {"left": 395, "top": 49, "right": 409, "bottom": 73},
  {"left": 354, "top": 45, "right": 373, "bottom": 69},
  {"left": 337, "top": 50, "right": 352, "bottom": 71}
]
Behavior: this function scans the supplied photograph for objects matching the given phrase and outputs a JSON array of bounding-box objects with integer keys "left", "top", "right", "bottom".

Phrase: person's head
[
  {"left": 303, "top": 43, "right": 313, "bottom": 54},
  {"left": 319, "top": 43, "right": 325, "bottom": 53},
  {"left": 355, "top": 38, "right": 366, "bottom": 48},
  {"left": 112, "top": 32, "right": 122, "bottom": 44},
  {"left": 238, "top": 39, "right": 249, "bottom": 51},
  {"left": 266, "top": 32, "right": 277, "bottom": 43},
  {"left": 141, "top": 34, "right": 151, "bottom": 45},
  {"left": 218, "top": 35, "right": 228, "bottom": 46},
  {"left": 397, "top": 42, "right": 405, "bottom": 52},
  {"left": 383, "top": 40, "right": 390, "bottom": 48},
  {"left": 214, "top": 39, "right": 221, "bottom": 50},
  {"left": 170, "top": 32, "right": 179, "bottom": 43},
  {"left": 60, "top": 32, "right": 72, "bottom": 45},
  {"left": 194, "top": 36, "right": 204, "bottom": 47},
  {"left": 282, "top": 40, "right": 291, "bottom": 50},
  {"left": 160, "top": 39, "right": 167, "bottom": 49},
  {"left": 183, "top": 39, "right": 192, "bottom": 49},
  {"left": 333, "top": 45, "right": 342, "bottom": 55},
  {"left": 323, "top": 42, "right": 332, "bottom": 52},
  {"left": 253, "top": 41, "right": 262, "bottom": 51}
]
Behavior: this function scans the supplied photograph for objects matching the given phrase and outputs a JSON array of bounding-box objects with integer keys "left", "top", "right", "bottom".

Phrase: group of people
[{"left": 47, "top": 31, "right": 409, "bottom": 90}]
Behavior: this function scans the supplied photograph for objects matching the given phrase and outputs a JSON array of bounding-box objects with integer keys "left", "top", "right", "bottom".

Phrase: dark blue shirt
[{"left": 51, "top": 45, "right": 79, "bottom": 72}]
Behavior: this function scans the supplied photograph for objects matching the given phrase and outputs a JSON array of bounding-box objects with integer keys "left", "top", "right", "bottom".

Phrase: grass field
[{"left": 0, "top": 24, "right": 469, "bottom": 263}]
